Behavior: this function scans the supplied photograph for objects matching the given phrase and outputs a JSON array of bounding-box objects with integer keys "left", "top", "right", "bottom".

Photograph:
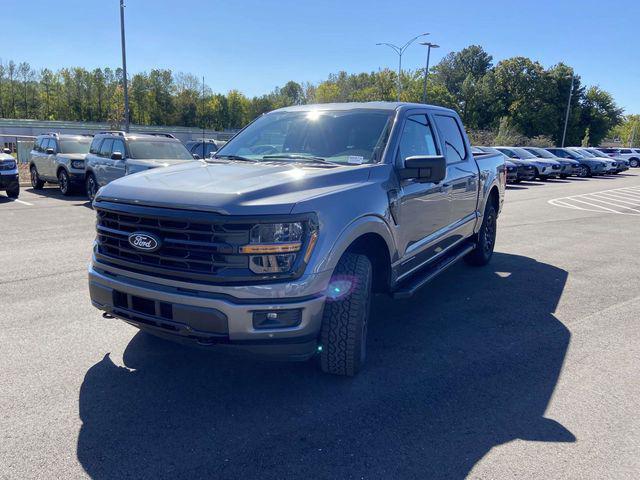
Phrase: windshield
[
  {"left": 588, "top": 149, "right": 607, "bottom": 157},
  {"left": 526, "top": 147, "right": 554, "bottom": 159},
  {"left": 215, "top": 110, "right": 394, "bottom": 165},
  {"left": 511, "top": 147, "right": 537, "bottom": 159},
  {"left": 577, "top": 149, "right": 595, "bottom": 157},
  {"left": 128, "top": 140, "right": 193, "bottom": 160},
  {"left": 564, "top": 150, "right": 583, "bottom": 159},
  {"left": 59, "top": 140, "right": 91, "bottom": 154}
]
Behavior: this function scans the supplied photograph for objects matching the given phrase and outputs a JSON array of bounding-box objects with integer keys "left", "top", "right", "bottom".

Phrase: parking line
[
  {"left": 13, "top": 199, "right": 34, "bottom": 206},
  {"left": 591, "top": 192, "right": 640, "bottom": 205},
  {"left": 569, "top": 198, "right": 627, "bottom": 213}
]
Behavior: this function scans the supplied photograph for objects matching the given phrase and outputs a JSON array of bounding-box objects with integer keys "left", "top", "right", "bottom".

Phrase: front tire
[
  {"left": 578, "top": 165, "right": 591, "bottom": 178},
  {"left": 58, "top": 169, "right": 73, "bottom": 196},
  {"left": 30, "top": 166, "right": 44, "bottom": 189},
  {"left": 319, "top": 253, "right": 372, "bottom": 377},
  {"left": 6, "top": 184, "right": 19, "bottom": 198},
  {"left": 629, "top": 158, "right": 639, "bottom": 168},
  {"left": 465, "top": 201, "right": 498, "bottom": 267},
  {"left": 86, "top": 173, "right": 98, "bottom": 202}
]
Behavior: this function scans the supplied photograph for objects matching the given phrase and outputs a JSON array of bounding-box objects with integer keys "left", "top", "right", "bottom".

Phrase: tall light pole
[
  {"left": 561, "top": 71, "right": 574, "bottom": 148},
  {"left": 119, "top": 0, "right": 130, "bottom": 132},
  {"left": 376, "top": 33, "right": 429, "bottom": 101},
  {"left": 420, "top": 42, "right": 439, "bottom": 103}
]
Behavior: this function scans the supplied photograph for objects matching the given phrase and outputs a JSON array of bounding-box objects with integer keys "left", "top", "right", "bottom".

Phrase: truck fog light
[
  {"left": 252, "top": 309, "right": 302, "bottom": 329},
  {"left": 249, "top": 253, "right": 296, "bottom": 273}
]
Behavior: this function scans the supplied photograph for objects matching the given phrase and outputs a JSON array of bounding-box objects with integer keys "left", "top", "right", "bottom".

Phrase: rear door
[
  {"left": 394, "top": 111, "right": 451, "bottom": 279},
  {"left": 96, "top": 139, "right": 114, "bottom": 186},
  {"left": 105, "top": 138, "right": 127, "bottom": 182},
  {"left": 31, "top": 138, "right": 46, "bottom": 176},
  {"left": 433, "top": 113, "right": 478, "bottom": 240},
  {"left": 40, "top": 139, "right": 55, "bottom": 179}
]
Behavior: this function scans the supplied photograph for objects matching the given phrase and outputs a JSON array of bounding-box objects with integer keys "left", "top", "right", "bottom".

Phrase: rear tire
[
  {"left": 30, "top": 166, "right": 44, "bottom": 189},
  {"left": 319, "top": 253, "right": 372, "bottom": 377},
  {"left": 578, "top": 165, "right": 590, "bottom": 178},
  {"left": 465, "top": 201, "right": 498, "bottom": 267}
]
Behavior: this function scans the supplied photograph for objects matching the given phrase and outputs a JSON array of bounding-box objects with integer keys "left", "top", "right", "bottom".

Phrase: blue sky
[{"left": 3, "top": 0, "right": 640, "bottom": 113}]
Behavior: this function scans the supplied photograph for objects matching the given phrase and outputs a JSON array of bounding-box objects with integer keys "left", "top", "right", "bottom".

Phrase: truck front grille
[{"left": 94, "top": 203, "right": 255, "bottom": 283}]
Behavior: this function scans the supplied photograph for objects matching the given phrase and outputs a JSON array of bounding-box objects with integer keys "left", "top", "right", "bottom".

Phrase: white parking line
[
  {"left": 549, "top": 185, "right": 640, "bottom": 215},
  {"left": 13, "top": 199, "right": 33, "bottom": 206}
]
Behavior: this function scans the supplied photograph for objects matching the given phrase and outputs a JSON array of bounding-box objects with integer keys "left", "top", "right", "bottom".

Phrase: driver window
[
  {"left": 112, "top": 139, "right": 126, "bottom": 158},
  {"left": 99, "top": 139, "right": 113, "bottom": 158},
  {"left": 398, "top": 114, "right": 437, "bottom": 162}
]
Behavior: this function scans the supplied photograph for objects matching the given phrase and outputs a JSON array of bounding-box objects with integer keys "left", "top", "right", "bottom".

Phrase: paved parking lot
[{"left": 1, "top": 174, "right": 639, "bottom": 479}]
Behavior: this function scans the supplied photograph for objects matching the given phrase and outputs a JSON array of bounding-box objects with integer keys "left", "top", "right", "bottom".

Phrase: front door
[
  {"left": 395, "top": 112, "right": 451, "bottom": 279},
  {"left": 104, "top": 138, "right": 127, "bottom": 183}
]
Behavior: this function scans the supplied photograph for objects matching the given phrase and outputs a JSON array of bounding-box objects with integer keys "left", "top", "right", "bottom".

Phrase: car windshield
[
  {"left": 564, "top": 150, "right": 583, "bottom": 159},
  {"left": 215, "top": 110, "right": 394, "bottom": 165},
  {"left": 511, "top": 147, "right": 537, "bottom": 159},
  {"left": 59, "top": 140, "right": 91, "bottom": 154},
  {"left": 577, "top": 149, "right": 595, "bottom": 157},
  {"left": 526, "top": 147, "right": 555, "bottom": 158},
  {"left": 589, "top": 149, "right": 607, "bottom": 157},
  {"left": 128, "top": 140, "right": 194, "bottom": 160}
]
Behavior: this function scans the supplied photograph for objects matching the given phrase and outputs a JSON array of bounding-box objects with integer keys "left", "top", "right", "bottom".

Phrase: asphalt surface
[{"left": 1, "top": 173, "right": 639, "bottom": 479}]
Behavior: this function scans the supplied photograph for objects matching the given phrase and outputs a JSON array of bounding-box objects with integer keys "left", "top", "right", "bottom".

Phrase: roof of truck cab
[{"left": 272, "top": 101, "right": 456, "bottom": 114}]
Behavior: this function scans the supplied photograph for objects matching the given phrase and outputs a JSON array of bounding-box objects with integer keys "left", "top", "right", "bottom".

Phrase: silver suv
[
  {"left": 85, "top": 131, "right": 197, "bottom": 200},
  {"left": 29, "top": 133, "right": 92, "bottom": 195}
]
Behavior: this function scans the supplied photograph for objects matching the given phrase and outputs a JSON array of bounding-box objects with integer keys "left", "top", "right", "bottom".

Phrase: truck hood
[
  {"left": 95, "top": 160, "right": 372, "bottom": 215},
  {"left": 125, "top": 158, "right": 195, "bottom": 174}
]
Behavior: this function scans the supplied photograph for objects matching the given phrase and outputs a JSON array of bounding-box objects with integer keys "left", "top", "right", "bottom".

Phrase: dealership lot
[{"left": 1, "top": 175, "right": 639, "bottom": 479}]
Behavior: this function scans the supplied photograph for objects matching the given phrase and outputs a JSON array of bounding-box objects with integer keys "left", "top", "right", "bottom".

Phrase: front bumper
[
  {"left": 0, "top": 172, "right": 19, "bottom": 190},
  {"left": 68, "top": 169, "right": 86, "bottom": 185},
  {"left": 88, "top": 260, "right": 329, "bottom": 359}
]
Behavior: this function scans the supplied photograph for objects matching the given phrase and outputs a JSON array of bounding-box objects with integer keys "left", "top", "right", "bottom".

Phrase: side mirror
[
  {"left": 2, "top": 148, "right": 11, "bottom": 154},
  {"left": 192, "top": 153, "right": 200, "bottom": 159},
  {"left": 46, "top": 147, "right": 55, "bottom": 154},
  {"left": 111, "top": 151, "right": 123, "bottom": 160},
  {"left": 399, "top": 155, "right": 446, "bottom": 182}
]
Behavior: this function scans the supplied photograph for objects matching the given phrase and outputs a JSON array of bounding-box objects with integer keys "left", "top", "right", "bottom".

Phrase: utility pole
[
  {"left": 561, "top": 72, "right": 574, "bottom": 148},
  {"left": 420, "top": 42, "right": 439, "bottom": 103},
  {"left": 376, "top": 33, "right": 429, "bottom": 101},
  {"left": 119, "top": 0, "right": 130, "bottom": 132}
]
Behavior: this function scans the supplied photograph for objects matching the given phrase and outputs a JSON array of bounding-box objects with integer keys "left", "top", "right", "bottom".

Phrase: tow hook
[{"left": 102, "top": 312, "right": 115, "bottom": 319}]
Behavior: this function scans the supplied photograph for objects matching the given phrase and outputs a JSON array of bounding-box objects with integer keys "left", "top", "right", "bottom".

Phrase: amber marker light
[{"left": 239, "top": 243, "right": 302, "bottom": 254}]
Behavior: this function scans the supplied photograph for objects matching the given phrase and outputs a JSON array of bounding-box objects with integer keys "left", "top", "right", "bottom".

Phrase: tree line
[{"left": 0, "top": 45, "right": 628, "bottom": 146}]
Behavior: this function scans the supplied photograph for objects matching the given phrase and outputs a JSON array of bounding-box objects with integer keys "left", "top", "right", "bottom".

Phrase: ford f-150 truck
[{"left": 88, "top": 102, "right": 505, "bottom": 376}]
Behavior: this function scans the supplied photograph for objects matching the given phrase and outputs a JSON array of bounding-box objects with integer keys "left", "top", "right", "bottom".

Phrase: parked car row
[
  {"left": 18, "top": 129, "right": 640, "bottom": 201},
  {"left": 472, "top": 145, "right": 633, "bottom": 184},
  {"left": 27, "top": 131, "right": 201, "bottom": 199}
]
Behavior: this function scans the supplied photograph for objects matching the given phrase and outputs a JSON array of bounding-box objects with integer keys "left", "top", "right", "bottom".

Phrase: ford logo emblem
[{"left": 128, "top": 232, "right": 161, "bottom": 252}]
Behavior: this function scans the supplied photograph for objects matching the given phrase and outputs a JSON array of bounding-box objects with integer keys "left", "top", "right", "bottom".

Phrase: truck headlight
[
  {"left": 241, "top": 221, "right": 318, "bottom": 274},
  {"left": 71, "top": 160, "right": 84, "bottom": 169},
  {"left": 1, "top": 159, "right": 17, "bottom": 170}
]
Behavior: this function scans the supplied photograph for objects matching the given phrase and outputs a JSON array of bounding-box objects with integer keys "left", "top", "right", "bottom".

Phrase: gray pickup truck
[{"left": 88, "top": 102, "right": 505, "bottom": 376}]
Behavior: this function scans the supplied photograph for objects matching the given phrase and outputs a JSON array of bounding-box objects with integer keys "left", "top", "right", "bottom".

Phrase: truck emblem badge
[{"left": 128, "top": 232, "right": 161, "bottom": 252}]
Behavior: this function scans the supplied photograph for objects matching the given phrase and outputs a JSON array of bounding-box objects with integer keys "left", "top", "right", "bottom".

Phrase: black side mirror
[
  {"left": 46, "top": 147, "right": 55, "bottom": 154},
  {"left": 192, "top": 153, "right": 200, "bottom": 159},
  {"left": 111, "top": 151, "right": 123, "bottom": 160},
  {"left": 399, "top": 155, "right": 446, "bottom": 182}
]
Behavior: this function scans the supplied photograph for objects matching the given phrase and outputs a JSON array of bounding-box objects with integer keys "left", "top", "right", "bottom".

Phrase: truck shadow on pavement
[{"left": 77, "top": 252, "right": 574, "bottom": 479}]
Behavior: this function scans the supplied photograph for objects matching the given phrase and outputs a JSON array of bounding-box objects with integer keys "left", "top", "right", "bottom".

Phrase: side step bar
[{"left": 392, "top": 242, "right": 476, "bottom": 299}]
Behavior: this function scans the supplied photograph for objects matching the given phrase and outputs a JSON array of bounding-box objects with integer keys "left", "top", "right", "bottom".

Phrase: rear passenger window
[
  {"left": 89, "top": 138, "right": 102, "bottom": 155},
  {"left": 41, "top": 139, "right": 51, "bottom": 152},
  {"left": 34, "top": 138, "right": 44, "bottom": 152},
  {"left": 99, "top": 139, "right": 114, "bottom": 157},
  {"left": 398, "top": 114, "right": 437, "bottom": 161},
  {"left": 434, "top": 115, "right": 467, "bottom": 163}
]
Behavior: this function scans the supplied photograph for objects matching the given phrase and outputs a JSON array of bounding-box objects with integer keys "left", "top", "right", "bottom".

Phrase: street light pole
[
  {"left": 119, "top": 0, "right": 130, "bottom": 133},
  {"left": 420, "top": 42, "right": 439, "bottom": 103},
  {"left": 561, "top": 72, "right": 574, "bottom": 148},
  {"left": 377, "top": 33, "right": 429, "bottom": 101}
]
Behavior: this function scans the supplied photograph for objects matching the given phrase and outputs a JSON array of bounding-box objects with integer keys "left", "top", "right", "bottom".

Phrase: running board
[{"left": 392, "top": 242, "right": 476, "bottom": 299}]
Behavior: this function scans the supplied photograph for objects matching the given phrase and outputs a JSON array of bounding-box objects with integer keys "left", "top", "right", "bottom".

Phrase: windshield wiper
[
  {"left": 261, "top": 154, "right": 340, "bottom": 166},
  {"left": 210, "top": 154, "right": 256, "bottom": 162}
]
